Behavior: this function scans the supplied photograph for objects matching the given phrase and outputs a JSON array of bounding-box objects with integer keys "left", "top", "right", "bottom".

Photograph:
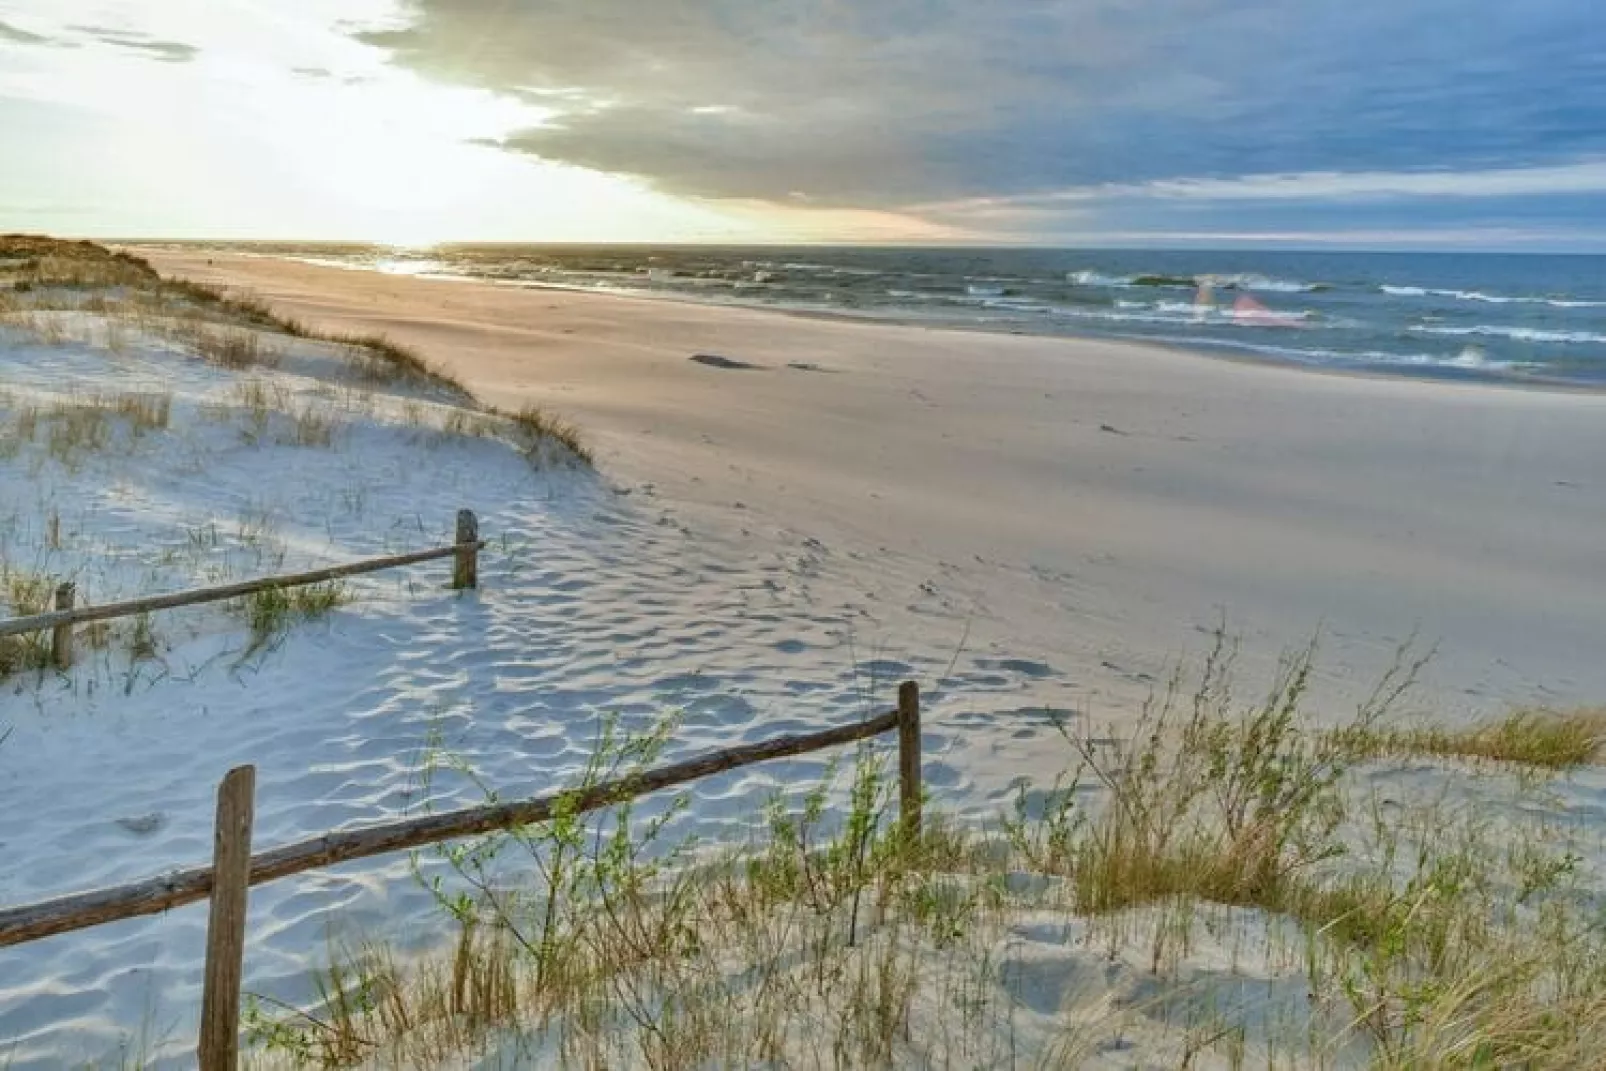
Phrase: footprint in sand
[{"left": 974, "top": 656, "right": 1059, "bottom": 679}]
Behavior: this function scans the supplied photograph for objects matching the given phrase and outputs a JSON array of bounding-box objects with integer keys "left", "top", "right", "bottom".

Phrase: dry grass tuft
[
  {"left": 0, "top": 236, "right": 158, "bottom": 290},
  {"left": 289, "top": 405, "right": 339, "bottom": 448},
  {"left": 179, "top": 323, "right": 281, "bottom": 370},
  {"left": 495, "top": 405, "right": 594, "bottom": 466},
  {"left": 1003, "top": 635, "right": 1377, "bottom": 922},
  {"left": 0, "top": 566, "right": 56, "bottom": 678},
  {"left": 155, "top": 276, "right": 310, "bottom": 337},
  {"left": 1330, "top": 706, "right": 1606, "bottom": 769},
  {"left": 328, "top": 333, "right": 471, "bottom": 400},
  {"left": 108, "top": 392, "right": 173, "bottom": 434},
  {"left": 148, "top": 278, "right": 469, "bottom": 400},
  {"left": 224, "top": 381, "right": 340, "bottom": 448},
  {"left": 0, "top": 391, "right": 175, "bottom": 467}
]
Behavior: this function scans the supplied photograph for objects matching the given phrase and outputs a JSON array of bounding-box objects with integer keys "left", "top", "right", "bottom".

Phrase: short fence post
[
  {"left": 199, "top": 765, "right": 256, "bottom": 1071},
  {"left": 452, "top": 509, "right": 478, "bottom": 590},
  {"left": 897, "top": 681, "right": 922, "bottom": 841},
  {"left": 50, "top": 582, "right": 74, "bottom": 670}
]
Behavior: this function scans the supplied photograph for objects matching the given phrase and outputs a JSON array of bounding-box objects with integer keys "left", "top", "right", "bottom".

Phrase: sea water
[{"left": 169, "top": 244, "right": 1606, "bottom": 387}]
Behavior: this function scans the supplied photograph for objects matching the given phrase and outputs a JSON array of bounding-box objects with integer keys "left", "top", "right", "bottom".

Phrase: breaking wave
[
  {"left": 1068, "top": 269, "right": 1325, "bottom": 293},
  {"left": 1146, "top": 335, "right": 1520, "bottom": 373},
  {"left": 1382, "top": 285, "right": 1606, "bottom": 309},
  {"left": 1411, "top": 324, "right": 1606, "bottom": 346}
]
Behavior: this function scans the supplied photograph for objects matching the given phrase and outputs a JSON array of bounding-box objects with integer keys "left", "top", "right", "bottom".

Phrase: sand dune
[{"left": 143, "top": 251, "right": 1606, "bottom": 718}]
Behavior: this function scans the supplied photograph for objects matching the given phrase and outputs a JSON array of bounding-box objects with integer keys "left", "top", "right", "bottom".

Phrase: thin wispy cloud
[
  {"left": 0, "top": 17, "right": 54, "bottom": 45},
  {"left": 71, "top": 25, "right": 198, "bottom": 63}
]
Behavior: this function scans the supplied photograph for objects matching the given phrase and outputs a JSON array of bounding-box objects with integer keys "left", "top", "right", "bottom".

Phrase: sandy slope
[
  {"left": 0, "top": 310, "right": 1028, "bottom": 1065},
  {"left": 142, "top": 252, "right": 1606, "bottom": 716}
]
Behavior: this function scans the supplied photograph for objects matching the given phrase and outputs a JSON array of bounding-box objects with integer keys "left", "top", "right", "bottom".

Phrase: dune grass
[
  {"left": 156, "top": 275, "right": 310, "bottom": 337},
  {"left": 1328, "top": 706, "right": 1606, "bottom": 769},
  {"left": 181, "top": 322, "right": 281, "bottom": 371},
  {"left": 3, "top": 236, "right": 468, "bottom": 395},
  {"left": 0, "top": 391, "right": 175, "bottom": 468},
  {"left": 3, "top": 237, "right": 596, "bottom": 474},
  {"left": 495, "top": 405, "right": 594, "bottom": 466},
  {"left": 244, "top": 640, "right": 1606, "bottom": 1069},
  {"left": 0, "top": 565, "right": 55, "bottom": 678},
  {"left": 233, "top": 580, "right": 349, "bottom": 660},
  {"left": 0, "top": 235, "right": 159, "bottom": 290},
  {"left": 323, "top": 332, "right": 469, "bottom": 399}
]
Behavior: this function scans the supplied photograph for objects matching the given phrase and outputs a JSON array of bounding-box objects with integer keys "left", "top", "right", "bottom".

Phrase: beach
[
  {"left": 142, "top": 250, "right": 1606, "bottom": 716},
  {"left": 0, "top": 239, "right": 1601, "bottom": 1068}
]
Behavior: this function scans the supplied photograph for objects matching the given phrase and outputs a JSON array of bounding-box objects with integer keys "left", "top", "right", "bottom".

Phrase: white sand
[
  {"left": 3, "top": 252, "right": 1603, "bottom": 1065},
  {"left": 143, "top": 251, "right": 1606, "bottom": 716},
  {"left": 0, "top": 307, "right": 1010, "bottom": 1065}
]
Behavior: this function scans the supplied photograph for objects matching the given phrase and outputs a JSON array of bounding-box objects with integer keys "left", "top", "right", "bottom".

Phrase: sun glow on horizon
[{"left": 0, "top": 2, "right": 933, "bottom": 244}]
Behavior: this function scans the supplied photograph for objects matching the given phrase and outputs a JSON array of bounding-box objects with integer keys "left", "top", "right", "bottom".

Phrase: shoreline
[
  {"left": 127, "top": 245, "right": 1606, "bottom": 396},
  {"left": 136, "top": 247, "right": 1606, "bottom": 718}
]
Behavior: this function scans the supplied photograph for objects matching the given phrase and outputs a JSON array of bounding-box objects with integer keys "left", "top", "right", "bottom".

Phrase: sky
[{"left": 1, "top": 1, "right": 1604, "bottom": 249}]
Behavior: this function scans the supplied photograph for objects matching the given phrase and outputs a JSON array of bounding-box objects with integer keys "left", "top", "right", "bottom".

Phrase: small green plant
[
  {"left": 247, "top": 722, "right": 998, "bottom": 1068},
  {"left": 0, "top": 632, "right": 51, "bottom": 679},
  {"left": 127, "top": 612, "right": 160, "bottom": 662},
  {"left": 233, "top": 580, "right": 348, "bottom": 659}
]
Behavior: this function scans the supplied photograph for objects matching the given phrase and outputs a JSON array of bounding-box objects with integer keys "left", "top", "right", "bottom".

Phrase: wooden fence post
[
  {"left": 199, "top": 765, "right": 256, "bottom": 1071},
  {"left": 897, "top": 681, "right": 922, "bottom": 841},
  {"left": 453, "top": 509, "right": 478, "bottom": 590},
  {"left": 50, "top": 582, "right": 74, "bottom": 669}
]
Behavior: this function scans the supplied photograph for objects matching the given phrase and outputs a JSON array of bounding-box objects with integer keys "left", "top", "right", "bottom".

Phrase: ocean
[{"left": 165, "top": 244, "right": 1606, "bottom": 387}]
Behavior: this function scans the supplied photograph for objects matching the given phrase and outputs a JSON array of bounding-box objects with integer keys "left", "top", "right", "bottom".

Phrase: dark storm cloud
[{"left": 357, "top": 0, "right": 1606, "bottom": 212}]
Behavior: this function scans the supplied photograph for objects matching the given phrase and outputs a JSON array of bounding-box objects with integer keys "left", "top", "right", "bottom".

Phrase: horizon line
[{"left": 84, "top": 236, "right": 1606, "bottom": 257}]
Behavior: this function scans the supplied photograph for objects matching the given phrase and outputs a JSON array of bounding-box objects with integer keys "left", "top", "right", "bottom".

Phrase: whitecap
[
  {"left": 1382, "top": 284, "right": 1606, "bottom": 308},
  {"left": 1212, "top": 273, "right": 1322, "bottom": 293},
  {"left": 1067, "top": 270, "right": 1132, "bottom": 287},
  {"left": 1411, "top": 324, "right": 1606, "bottom": 345},
  {"left": 1143, "top": 334, "right": 1518, "bottom": 372}
]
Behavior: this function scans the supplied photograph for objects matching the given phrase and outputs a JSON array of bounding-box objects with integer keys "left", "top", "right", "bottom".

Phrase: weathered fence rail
[
  {"left": 0, "top": 509, "right": 483, "bottom": 666},
  {"left": 0, "top": 681, "right": 924, "bottom": 1070}
]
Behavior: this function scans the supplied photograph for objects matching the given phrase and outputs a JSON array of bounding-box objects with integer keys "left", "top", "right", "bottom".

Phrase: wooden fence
[
  {"left": 0, "top": 680, "right": 923, "bottom": 1069},
  {"left": 0, "top": 509, "right": 483, "bottom": 669}
]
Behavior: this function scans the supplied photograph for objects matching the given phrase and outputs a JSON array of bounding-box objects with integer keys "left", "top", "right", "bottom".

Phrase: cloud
[
  {"left": 919, "top": 160, "right": 1606, "bottom": 219},
  {"left": 0, "top": 18, "right": 51, "bottom": 45},
  {"left": 355, "top": 0, "right": 1606, "bottom": 211},
  {"left": 74, "top": 24, "right": 198, "bottom": 63}
]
